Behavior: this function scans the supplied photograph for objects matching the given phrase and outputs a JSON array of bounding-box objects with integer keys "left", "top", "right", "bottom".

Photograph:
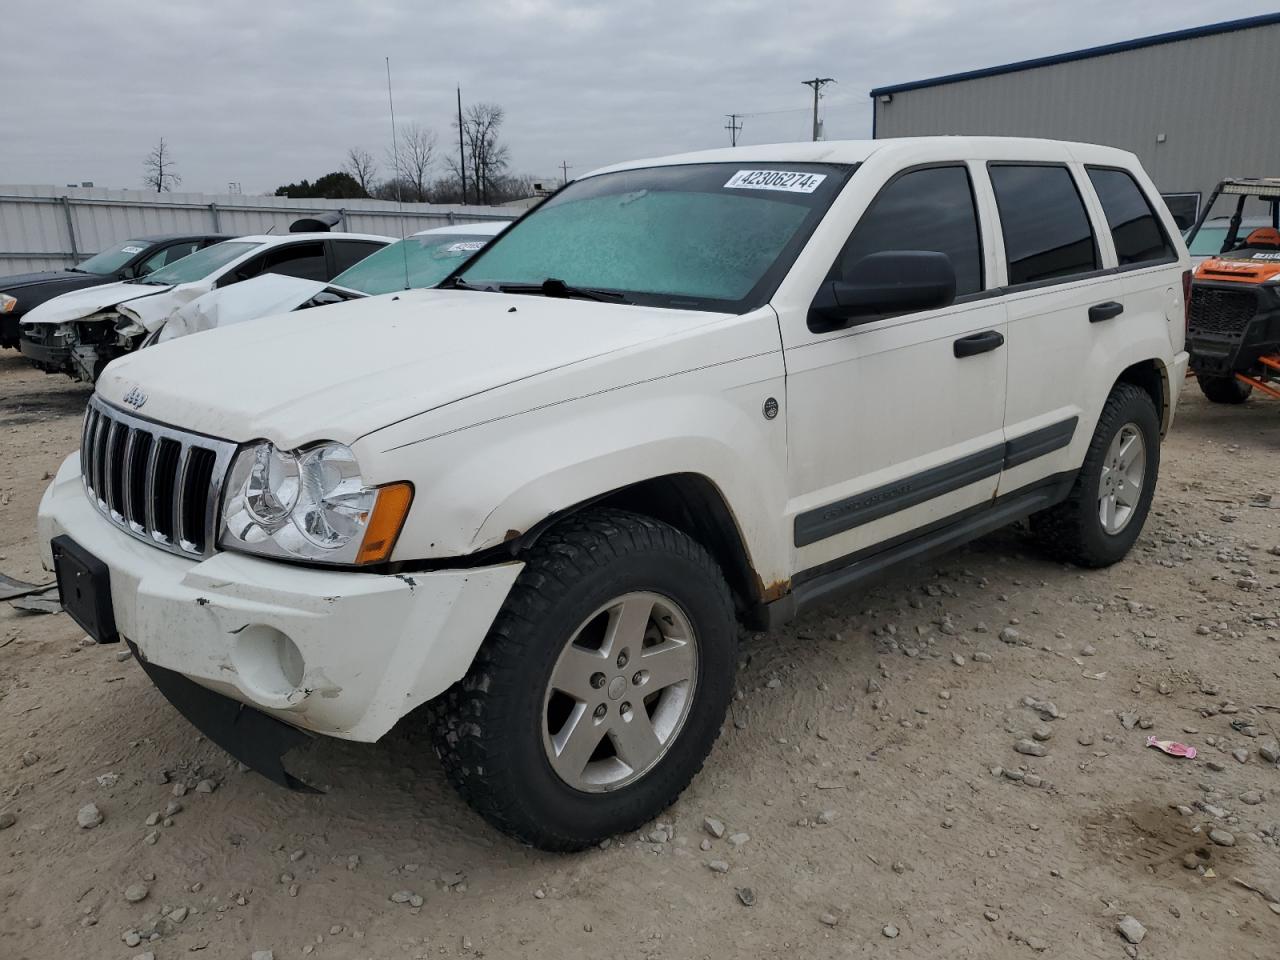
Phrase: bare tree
[
  {"left": 386, "top": 123, "right": 437, "bottom": 202},
  {"left": 343, "top": 147, "right": 377, "bottom": 196},
  {"left": 142, "top": 138, "right": 181, "bottom": 193},
  {"left": 448, "top": 103, "right": 509, "bottom": 205}
]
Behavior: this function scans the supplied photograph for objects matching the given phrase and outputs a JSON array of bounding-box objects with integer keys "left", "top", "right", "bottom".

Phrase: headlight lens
[
  {"left": 0, "top": 294, "right": 16, "bottom": 313},
  {"left": 220, "top": 440, "right": 411, "bottom": 565}
]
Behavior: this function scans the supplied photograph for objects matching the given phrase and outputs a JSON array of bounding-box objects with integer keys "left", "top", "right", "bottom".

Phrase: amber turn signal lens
[{"left": 356, "top": 482, "right": 414, "bottom": 565}]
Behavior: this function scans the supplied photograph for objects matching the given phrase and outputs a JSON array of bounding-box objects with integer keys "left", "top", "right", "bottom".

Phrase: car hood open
[
  {"left": 161, "top": 274, "right": 333, "bottom": 341},
  {"left": 97, "top": 288, "right": 731, "bottom": 448},
  {"left": 19, "top": 280, "right": 175, "bottom": 326}
]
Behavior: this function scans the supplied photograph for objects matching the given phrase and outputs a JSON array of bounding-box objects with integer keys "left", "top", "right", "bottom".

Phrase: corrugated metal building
[{"left": 870, "top": 13, "right": 1280, "bottom": 228}]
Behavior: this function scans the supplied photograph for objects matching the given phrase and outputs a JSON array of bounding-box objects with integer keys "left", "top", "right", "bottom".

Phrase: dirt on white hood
[{"left": 96, "top": 288, "right": 730, "bottom": 449}]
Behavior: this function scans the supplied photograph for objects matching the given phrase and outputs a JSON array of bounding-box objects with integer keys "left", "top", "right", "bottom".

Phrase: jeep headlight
[
  {"left": 220, "top": 441, "right": 412, "bottom": 565},
  {"left": 0, "top": 294, "right": 16, "bottom": 313}
]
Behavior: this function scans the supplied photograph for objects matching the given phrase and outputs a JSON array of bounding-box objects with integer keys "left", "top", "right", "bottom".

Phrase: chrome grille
[{"left": 80, "top": 395, "right": 237, "bottom": 558}]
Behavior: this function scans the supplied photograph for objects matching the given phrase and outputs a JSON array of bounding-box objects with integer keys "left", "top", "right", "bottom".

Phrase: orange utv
[{"left": 1185, "top": 178, "right": 1280, "bottom": 403}]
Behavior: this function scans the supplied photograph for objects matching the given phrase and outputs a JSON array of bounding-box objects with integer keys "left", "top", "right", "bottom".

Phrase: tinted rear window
[
  {"left": 990, "top": 165, "right": 1098, "bottom": 286},
  {"left": 1087, "top": 168, "right": 1175, "bottom": 266}
]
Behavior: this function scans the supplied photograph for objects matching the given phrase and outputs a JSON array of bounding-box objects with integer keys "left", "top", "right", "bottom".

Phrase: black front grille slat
[
  {"left": 151, "top": 438, "right": 182, "bottom": 543},
  {"left": 106, "top": 423, "right": 128, "bottom": 519},
  {"left": 1189, "top": 287, "right": 1256, "bottom": 337},
  {"left": 182, "top": 448, "right": 217, "bottom": 552},
  {"left": 126, "top": 431, "right": 153, "bottom": 528},
  {"left": 79, "top": 398, "right": 231, "bottom": 559},
  {"left": 92, "top": 411, "right": 109, "bottom": 504}
]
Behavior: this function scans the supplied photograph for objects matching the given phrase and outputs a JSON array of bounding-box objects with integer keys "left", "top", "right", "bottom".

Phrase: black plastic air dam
[{"left": 127, "top": 639, "right": 320, "bottom": 793}]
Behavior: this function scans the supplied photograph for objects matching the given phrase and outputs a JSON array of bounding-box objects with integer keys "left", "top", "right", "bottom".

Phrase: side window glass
[
  {"left": 164, "top": 242, "right": 199, "bottom": 264},
  {"left": 330, "top": 240, "right": 382, "bottom": 275},
  {"left": 834, "top": 165, "right": 983, "bottom": 298},
  {"left": 220, "top": 254, "right": 265, "bottom": 287},
  {"left": 1087, "top": 168, "right": 1176, "bottom": 265},
  {"left": 989, "top": 165, "right": 1098, "bottom": 285},
  {"left": 262, "top": 242, "right": 327, "bottom": 281}
]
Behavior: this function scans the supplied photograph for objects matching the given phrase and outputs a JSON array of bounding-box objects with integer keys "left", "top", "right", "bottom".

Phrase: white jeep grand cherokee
[{"left": 38, "top": 137, "right": 1191, "bottom": 850}]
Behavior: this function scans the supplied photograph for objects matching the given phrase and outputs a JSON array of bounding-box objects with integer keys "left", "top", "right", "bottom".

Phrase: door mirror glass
[{"left": 810, "top": 250, "right": 956, "bottom": 329}]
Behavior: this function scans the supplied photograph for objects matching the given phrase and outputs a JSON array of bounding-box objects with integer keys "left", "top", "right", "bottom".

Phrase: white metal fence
[{"left": 0, "top": 185, "right": 516, "bottom": 274}]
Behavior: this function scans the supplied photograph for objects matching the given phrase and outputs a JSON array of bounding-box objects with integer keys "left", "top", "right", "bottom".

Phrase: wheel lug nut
[
  {"left": 616, "top": 650, "right": 629, "bottom": 669},
  {"left": 593, "top": 704, "right": 607, "bottom": 719},
  {"left": 632, "top": 670, "right": 646, "bottom": 685},
  {"left": 590, "top": 672, "right": 606, "bottom": 689}
]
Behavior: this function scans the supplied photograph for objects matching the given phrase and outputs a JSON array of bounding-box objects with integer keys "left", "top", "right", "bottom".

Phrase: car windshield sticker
[
  {"left": 446, "top": 241, "right": 486, "bottom": 253},
  {"left": 724, "top": 170, "right": 827, "bottom": 194},
  {"left": 121, "top": 246, "right": 144, "bottom": 254}
]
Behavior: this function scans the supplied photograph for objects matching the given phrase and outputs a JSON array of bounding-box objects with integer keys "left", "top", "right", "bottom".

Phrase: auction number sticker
[
  {"left": 446, "top": 241, "right": 486, "bottom": 253},
  {"left": 724, "top": 169, "right": 827, "bottom": 193},
  {"left": 121, "top": 246, "right": 143, "bottom": 254}
]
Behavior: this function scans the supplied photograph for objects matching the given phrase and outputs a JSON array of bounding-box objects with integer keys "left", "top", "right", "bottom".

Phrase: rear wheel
[
  {"left": 429, "top": 509, "right": 737, "bottom": 851},
  {"left": 1197, "top": 374, "right": 1252, "bottom": 404},
  {"left": 1031, "top": 383, "right": 1160, "bottom": 568}
]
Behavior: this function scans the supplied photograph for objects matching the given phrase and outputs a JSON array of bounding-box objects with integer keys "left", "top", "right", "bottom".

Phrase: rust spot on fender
[
  {"left": 503, "top": 528, "right": 522, "bottom": 543},
  {"left": 754, "top": 572, "right": 791, "bottom": 604}
]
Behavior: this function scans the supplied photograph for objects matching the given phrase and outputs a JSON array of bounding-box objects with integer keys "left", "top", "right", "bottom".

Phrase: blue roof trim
[{"left": 869, "top": 12, "right": 1280, "bottom": 98}]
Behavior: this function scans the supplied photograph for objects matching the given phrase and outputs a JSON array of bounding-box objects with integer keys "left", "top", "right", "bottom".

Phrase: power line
[
  {"left": 724, "top": 113, "right": 743, "bottom": 146},
  {"left": 800, "top": 77, "right": 836, "bottom": 141}
]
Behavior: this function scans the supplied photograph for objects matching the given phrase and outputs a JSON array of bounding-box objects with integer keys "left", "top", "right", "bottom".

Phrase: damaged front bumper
[{"left": 38, "top": 452, "right": 523, "bottom": 746}]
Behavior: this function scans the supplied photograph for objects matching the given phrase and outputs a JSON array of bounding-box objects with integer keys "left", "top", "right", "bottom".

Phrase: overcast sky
[{"left": 4, "top": 1, "right": 1276, "bottom": 197}]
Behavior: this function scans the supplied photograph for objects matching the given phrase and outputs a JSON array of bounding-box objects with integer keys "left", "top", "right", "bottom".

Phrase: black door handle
[
  {"left": 1089, "top": 301, "right": 1124, "bottom": 323},
  {"left": 953, "top": 330, "right": 1005, "bottom": 358}
]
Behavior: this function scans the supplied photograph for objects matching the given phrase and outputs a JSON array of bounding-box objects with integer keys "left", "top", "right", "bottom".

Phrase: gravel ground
[{"left": 1, "top": 350, "right": 1278, "bottom": 960}]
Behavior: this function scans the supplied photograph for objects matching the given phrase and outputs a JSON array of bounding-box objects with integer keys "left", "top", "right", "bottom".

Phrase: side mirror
[
  {"left": 809, "top": 250, "right": 957, "bottom": 331},
  {"left": 119, "top": 266, "right": 136, "bottom": 280}
]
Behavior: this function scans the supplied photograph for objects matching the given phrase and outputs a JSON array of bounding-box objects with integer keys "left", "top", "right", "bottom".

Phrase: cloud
[{"left": 5, "top": 0, "right": 1274, "bottom": 194}]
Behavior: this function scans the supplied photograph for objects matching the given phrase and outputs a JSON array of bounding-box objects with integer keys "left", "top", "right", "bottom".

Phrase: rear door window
[
  {"left": 259, "top": 242, "right": 327, "bottom": 281},
  {"left": 1087, "top": 168, "right": 1176, "bottom": 266},
  {"left": 328, "top": 240, "right": 385, "bottom": 276},
  {"left": 833, "top": 165, "right": 984, "bottom": 298},
  {"left": 989, "top": 165, "right": 1098, "bottom": 286}
]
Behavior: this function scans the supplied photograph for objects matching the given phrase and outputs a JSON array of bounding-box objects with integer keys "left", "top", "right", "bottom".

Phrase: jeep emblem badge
[{"left": 122, "top": 386, "right": 148, "bottom": 410}]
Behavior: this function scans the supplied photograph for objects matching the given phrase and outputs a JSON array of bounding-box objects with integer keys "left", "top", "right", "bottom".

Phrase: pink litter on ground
[{"left": 1146, "top": 736, "right": 1197, "bottom": 759}]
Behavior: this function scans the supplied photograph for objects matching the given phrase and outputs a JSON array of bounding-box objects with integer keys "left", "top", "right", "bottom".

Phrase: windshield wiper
[
  {"left": 500, "top": 278, "right": 630, "bottom": 303},
  {"left": 438, "top": 277, "right": 490, "bottom": 291}
]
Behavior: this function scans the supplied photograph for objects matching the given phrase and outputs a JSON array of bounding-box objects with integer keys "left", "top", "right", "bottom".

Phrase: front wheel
[
  {"left": 1031, "top": 383, "right": 1160, "bottom": 568},
  {"left": 1197, "top": 374, "right": 1252, "bottom": 404},
  {"left": 429, "top": 509, "right": 737, "bottom": 851}
]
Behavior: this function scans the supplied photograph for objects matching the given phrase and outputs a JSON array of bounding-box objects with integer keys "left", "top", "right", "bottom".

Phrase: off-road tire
[
  {"left": 1031, "top": 383, "right": 1160, "bottom": 568},
  {"left": 429, "top": 508, "right": 737, "bottom": 851},
  {"left": 1197, "top": 374, "right": 1252, "bottom": 405}
]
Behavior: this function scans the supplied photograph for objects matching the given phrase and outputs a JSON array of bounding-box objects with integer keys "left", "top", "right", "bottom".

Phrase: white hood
[
  {"left": 96, "top": 288, "right": 731, "bottom": 448},
  {"left": 19, "top": 280, "right": 173, "bottom": 326},
  {"left": 20, "top": 278, "right": 210, "bottom": 329},
  {"left": 161, "top": 274, "right": 330, "bottom": 342}
]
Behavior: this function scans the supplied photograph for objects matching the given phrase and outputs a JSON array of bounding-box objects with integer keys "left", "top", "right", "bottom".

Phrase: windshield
[
  {"left": 1188, "top": 226, "right": 1231, "bottom": 256},
  {"left": 137, "top": 241, "right": 260, "bottom": 285},
  {"left": 331, "top": 232, "right": 496, "bottom": 295},
  {"left": 455, "top": 162, "right": 851, "bottom": 311},
  {"left": 74, "top": 240, "right": 152, "bottom": 276}
]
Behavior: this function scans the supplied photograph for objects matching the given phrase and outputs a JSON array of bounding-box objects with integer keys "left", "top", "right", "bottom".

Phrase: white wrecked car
[
  {"left": 154, "top": 221, "right": 509, "bottom": 343},
  {"left": 20, "top": 230, "right": 390, "bottom": 381}
]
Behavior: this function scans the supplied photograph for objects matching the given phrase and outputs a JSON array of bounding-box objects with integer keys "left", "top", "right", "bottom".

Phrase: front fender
[{"left": 364, "top": 351, "right": 792, "bottom": 590}]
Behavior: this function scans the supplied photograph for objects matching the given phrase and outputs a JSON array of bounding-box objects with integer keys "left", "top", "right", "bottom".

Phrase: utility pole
[
  {"left": 724, "top": 113, "right": 743, "bottom": 146},
  {"left": 801, "top": 77, "right": 835, "bottom": 141},
  {"left": 560, "top": 160, "right": 572, "bottom": 185},
  {"left": 457, "top": 85, "right": 467, "bottom": 205}
]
